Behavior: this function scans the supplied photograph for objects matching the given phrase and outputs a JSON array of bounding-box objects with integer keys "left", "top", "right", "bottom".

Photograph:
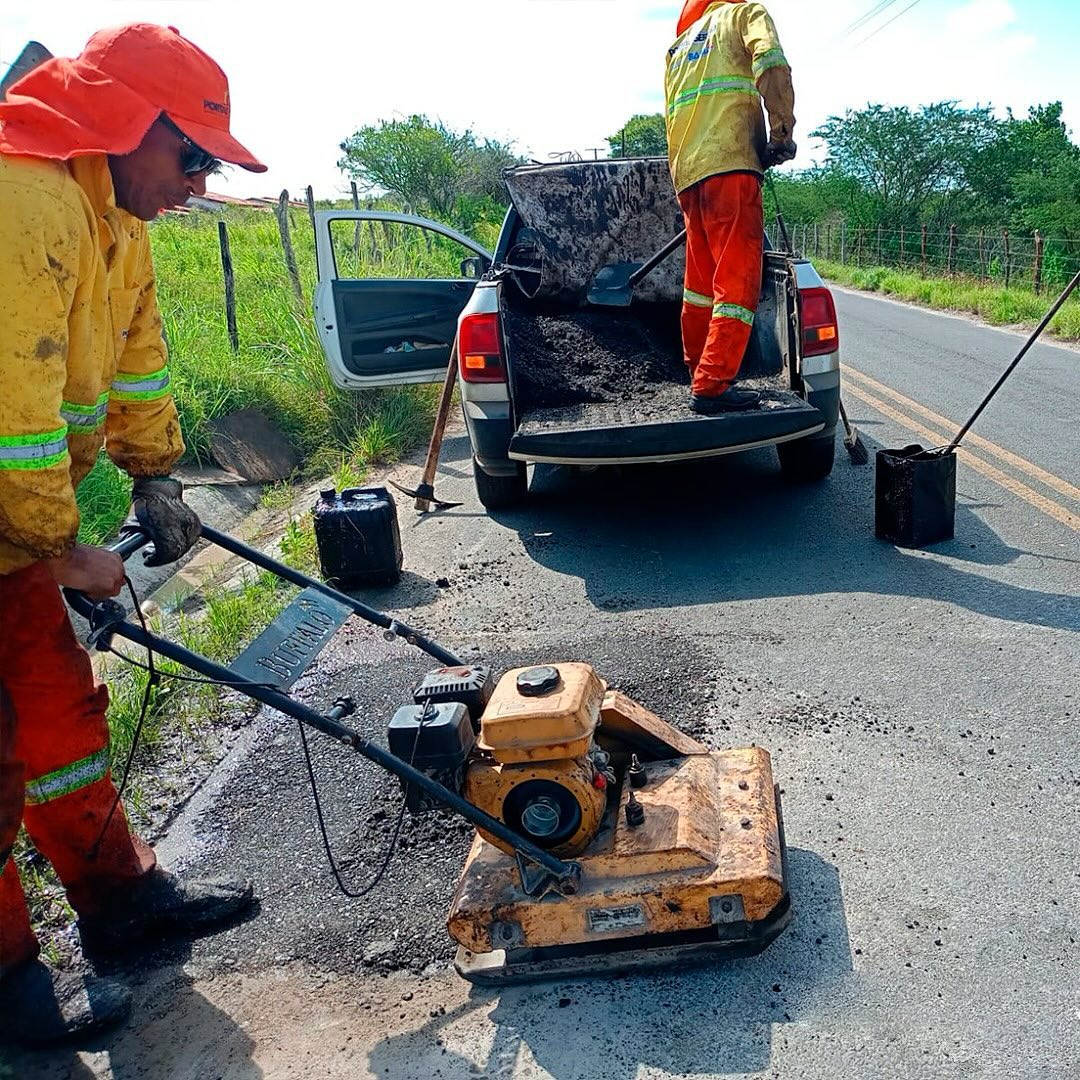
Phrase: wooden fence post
[
  {"left": 899, "top": 225, "right": 906, "bottom": 268},
  {"left": 275, "top": 189, "right": 304, "bottom": 302},
  {"left": 813, "top": 222, "right": 819, "bottom": 257},
  {"left": 877, "top": 224, "right": 883, "bottom": 265},
  {"left": 826, "top": 223, "right": 832, "bottom": 261},
  {"left": 856, "top": 226, "right": 864, "bottom": 266},
  {"left": 947, "top": 225, "right": 957, "bottom": 276},
  {"left": 920, "top": 224, "right": 928, "bottom": 276},
  {"left": 351, "top": 181, "right": 362, "bottom": 257},
  {"left": 1004, "top": 229, "right": 1011, "bottom": 289},
  {"left": 305, "top": 186, "right": 318, "bottom": 242},
  {"left": 367, "top": 199, "right": 380, "bottom": 262},
  {"left": 1033, "top": 230, "right": 1044, "bottom": 294},
  {"left": 217, "top": 220, "right": 239, "bottom": 352},
  {"left": 840, "top": 222, "right": 847, "bottom": 264}
]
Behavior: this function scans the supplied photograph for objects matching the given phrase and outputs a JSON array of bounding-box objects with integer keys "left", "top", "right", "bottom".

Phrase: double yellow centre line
[{"left": 842, "top": 366, "right": 1078, "bottom": 532}]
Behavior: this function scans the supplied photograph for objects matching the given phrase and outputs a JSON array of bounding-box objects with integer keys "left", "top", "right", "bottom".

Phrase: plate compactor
[{"left": 67, "top": 526, "right": 790, "bottom": 985}]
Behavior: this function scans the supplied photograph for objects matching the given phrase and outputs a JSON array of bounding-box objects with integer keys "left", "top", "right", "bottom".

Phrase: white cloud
[{"left": 947, "top": 0, "right": 1018, "bottom": 37}]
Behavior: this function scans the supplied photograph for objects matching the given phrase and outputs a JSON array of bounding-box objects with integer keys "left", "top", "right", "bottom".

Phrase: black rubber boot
[
  {"left": 77, "top": 868, "right": 254, "bottom": 955},
  {"left": 0, "top": 959, "right": 131, "bottom": 1045},
  {"left": 689, "top": 387, "right": 761, "bottom": 413}
]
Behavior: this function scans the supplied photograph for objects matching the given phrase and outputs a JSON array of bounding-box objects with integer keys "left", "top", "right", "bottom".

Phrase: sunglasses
[{"left": 160, "top": 115, "right": 222, "bottom": 176}]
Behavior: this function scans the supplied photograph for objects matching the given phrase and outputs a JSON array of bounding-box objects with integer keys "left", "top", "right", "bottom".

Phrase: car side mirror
[{"left": 460, "top": 256, "right": 490, "bottom": 280}]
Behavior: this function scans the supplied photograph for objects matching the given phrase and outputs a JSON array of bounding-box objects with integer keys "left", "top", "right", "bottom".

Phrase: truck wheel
[
  {"left": 777, "top": 434, "right": 835, "bottom": 482},
  {"left": 473, "top": 458, "right": 527, "bottom": 509}
]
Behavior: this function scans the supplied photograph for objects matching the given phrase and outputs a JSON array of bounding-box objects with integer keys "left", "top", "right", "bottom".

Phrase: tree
[
  {"left": 459, "top": 138, "right": 523, "bottom": 202},
  {"left": 607, "top": 113, "right": 667, "bottom": 157},
  {"left": 967, "top": 103, "right": 1080, "bottom": 237},
  {"left": 812, "top": 103, "right": 997, "bottom": 227},
  {"left": 338, "top": 116, "right": 521, "bottom": 220}
]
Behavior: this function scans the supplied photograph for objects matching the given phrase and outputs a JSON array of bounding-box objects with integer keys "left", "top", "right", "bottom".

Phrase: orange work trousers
[
  {"left": 677, "top": 171, "right": 764, "bottom": 397},
  {"left": 0, "top": 562, "right": 155, "bottom": 975}
]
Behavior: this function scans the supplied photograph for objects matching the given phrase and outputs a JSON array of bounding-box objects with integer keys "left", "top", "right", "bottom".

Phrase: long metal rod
[
  {"left": 199, "top": 524, "right": 461, "bottom": 666},
  {"left": 947, "top": 268, "right": 1080, "bottom": 453},
  {"left": 65, "top": 587, "right": 575, "bottom": 884}
]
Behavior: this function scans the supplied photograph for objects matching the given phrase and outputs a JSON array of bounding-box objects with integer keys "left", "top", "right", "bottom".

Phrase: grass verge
[{"left": 817, "top": 258, "right": 1080, "bottom": 341}]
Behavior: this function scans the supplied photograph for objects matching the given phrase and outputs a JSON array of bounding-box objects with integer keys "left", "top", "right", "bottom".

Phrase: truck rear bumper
[{"left": 508, "top": 392, "right": 826, "bottom": 465}]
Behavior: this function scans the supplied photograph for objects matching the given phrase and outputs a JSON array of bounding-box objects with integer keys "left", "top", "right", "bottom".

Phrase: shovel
[{"left": 587, "top": 228, "right": 687, "bottom": 307}]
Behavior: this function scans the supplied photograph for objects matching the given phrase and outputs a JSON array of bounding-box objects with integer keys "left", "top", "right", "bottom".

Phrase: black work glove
[
  {"left": 131, "top": 476, "right": 202, "bottom": 567},
  {"left": 763, "top": 138, "right": 797, "bottom": 169}
]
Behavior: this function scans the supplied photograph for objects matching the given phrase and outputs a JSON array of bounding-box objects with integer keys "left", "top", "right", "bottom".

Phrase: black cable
[
  {"left": 86, "top": 577, "right": 157, "bottom": 860},
  {"left": 297, "top": 702, "right": 431, "bottom": 899},
  {"left": 86, "top": 574, "right": 424, "bottom": 901},
  {"left": 87, "top": 579, "right": 280, "bottom": 859}
]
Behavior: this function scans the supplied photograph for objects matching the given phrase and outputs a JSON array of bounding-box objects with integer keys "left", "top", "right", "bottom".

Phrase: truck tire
[
  {"left": 473, "top": 458, "right": 527, "bottom": 509},
  {"left": 777, "top": 434, "right": 835, "bottom": 482}
]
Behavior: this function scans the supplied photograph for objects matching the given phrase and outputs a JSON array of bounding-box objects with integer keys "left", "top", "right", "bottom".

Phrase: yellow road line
[
  {"left": 843, "top": 382, "right": 1078, "bottom": 532},
  {"left": 843, "top": 365, "right": 1080, "bottom": 503}
]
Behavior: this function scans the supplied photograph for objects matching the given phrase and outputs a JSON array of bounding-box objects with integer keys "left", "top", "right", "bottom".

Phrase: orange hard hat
[
  {"left": 677, "top": 1, "right": 744, "bottom": 38},
  {"left": 0, "top": 23, "right": 266, "bottom": 171}
]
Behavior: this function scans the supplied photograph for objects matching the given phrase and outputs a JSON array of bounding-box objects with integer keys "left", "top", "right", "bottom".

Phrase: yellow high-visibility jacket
[
  {"left": 0, "top": 152, "right": 184, "bottom": 575},
  {"left": 665, "top": 1, "right": 795, "bottom": 193}
]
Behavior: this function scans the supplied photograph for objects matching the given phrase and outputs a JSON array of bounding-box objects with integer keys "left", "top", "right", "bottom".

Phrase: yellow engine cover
[
  {"left": 464, "top": 755, "right": 608, "bottom": 858},
  {"left": 478, "top": 662, "right": 605, "bottom": 764}
]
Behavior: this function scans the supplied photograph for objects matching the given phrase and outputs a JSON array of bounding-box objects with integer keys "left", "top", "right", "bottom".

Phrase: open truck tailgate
[{"left": 509, "top": 390, "right": 824, "bottom": 465}]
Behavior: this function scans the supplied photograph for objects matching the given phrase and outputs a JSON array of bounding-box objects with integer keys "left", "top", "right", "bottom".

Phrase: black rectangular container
[
  {"left": 312, "top": 486, "right": 402, "bottom": 588},
  {"left": 875, "top": 444, "right": 956, "bottom": 548},
  {"left": 387, "top": 702, "right": 475, "bottom": 814}
]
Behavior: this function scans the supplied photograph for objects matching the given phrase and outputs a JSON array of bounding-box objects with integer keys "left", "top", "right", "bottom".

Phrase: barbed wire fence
[{"left": 773, "top": 220, "right": 1080, "bottom": 294}]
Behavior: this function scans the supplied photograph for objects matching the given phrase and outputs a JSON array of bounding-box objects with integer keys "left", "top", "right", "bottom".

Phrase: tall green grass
[{"left": 817, "top": 258, "right": 1080, "bottom": 340}]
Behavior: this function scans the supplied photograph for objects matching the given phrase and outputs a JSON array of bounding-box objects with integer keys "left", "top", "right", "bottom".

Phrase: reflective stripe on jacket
[{"left": 0, "top": 152, "right": 183, "bottom": 574}]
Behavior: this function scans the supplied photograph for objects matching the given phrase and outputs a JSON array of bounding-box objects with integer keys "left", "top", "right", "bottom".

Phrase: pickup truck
[{"left": 314, "top": 158, "right": 840, "bottom": 510}]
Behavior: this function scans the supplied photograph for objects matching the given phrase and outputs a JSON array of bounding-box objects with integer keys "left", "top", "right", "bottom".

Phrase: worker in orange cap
[
  {"left": 0, "top": 24, "right": 266, "bottom": 1044},
  {"left": 667, "top": 1, "right": 796, "bottom": 412}
]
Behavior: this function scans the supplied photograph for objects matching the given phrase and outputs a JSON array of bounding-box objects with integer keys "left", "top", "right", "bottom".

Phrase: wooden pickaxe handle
[{"left": 414, "top": 342, "right": 460, "bottom": 511}]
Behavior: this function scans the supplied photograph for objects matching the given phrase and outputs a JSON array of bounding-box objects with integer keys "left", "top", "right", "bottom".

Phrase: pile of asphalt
[{"left": 504, "top": 302, "right": 687, "bottom": 411}]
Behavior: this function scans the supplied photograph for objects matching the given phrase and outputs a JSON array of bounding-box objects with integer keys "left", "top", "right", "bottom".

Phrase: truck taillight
[
  {"left": 458, "top": 312, "right": 506, "bottom": 383},
  {"left": 799, "top": 287, "right": 840, "bottom": 357}
]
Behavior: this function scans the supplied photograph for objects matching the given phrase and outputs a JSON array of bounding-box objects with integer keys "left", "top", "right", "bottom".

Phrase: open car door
[{"left": 314, "top": 210, "right": 493, "bottom": 390}]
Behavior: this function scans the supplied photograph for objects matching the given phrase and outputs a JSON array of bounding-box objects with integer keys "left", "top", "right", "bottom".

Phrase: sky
[{"left": 2, "top": 0, "right": 1078, "bottom": 201}]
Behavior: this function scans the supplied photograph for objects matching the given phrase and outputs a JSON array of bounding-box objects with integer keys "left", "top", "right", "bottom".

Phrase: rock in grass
[{"left": 208, "top": 407, "right": 300, "bottom": 482}]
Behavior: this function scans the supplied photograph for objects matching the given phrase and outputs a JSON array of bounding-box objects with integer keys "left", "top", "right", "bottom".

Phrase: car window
[{"left": 329, "top": 219, "right": 478, "bottom": 281}]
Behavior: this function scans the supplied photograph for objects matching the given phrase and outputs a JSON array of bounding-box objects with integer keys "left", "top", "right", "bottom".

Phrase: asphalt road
[{"left": 12, "top": 290, "right": 1078, "bottom": 1080}]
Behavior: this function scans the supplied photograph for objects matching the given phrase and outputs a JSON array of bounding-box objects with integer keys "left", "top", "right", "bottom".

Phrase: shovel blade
[{"left": 586, "top": 262, "right": 640, "bottom": 307}]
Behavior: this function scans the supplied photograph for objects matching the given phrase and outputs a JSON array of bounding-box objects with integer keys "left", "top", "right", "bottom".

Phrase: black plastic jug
[{"left": 312, "top": 486, "right": 403, "bottom": 588}]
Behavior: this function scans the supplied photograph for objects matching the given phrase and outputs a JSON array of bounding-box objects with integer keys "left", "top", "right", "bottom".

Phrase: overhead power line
[
  {"left": 838, "top": 0, "right": 903, "bottom": 41},
  {"left": 856, "top": 0, "right": 927, "bottom": 46}
]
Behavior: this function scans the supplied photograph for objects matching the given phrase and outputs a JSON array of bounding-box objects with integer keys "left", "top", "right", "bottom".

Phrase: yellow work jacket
[
  {"left": 665, "top": 1, "right": 791, "bottom": 193},
  {"left": 0, "top": 152, "right": 184, "bottom": 575}
]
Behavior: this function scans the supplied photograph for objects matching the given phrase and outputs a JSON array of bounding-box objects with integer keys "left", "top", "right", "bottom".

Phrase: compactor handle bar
[
  {"left": 63, "top": 526, "right": 580, "bottom": 894},
  {"left": 64, "top": 525, "right": 461, "bottom": 666}
]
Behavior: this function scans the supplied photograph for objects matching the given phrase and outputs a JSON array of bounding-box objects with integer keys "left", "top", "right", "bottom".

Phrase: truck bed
[{"left": 502, "top": 291, "right": 823, "bottom": 464}]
